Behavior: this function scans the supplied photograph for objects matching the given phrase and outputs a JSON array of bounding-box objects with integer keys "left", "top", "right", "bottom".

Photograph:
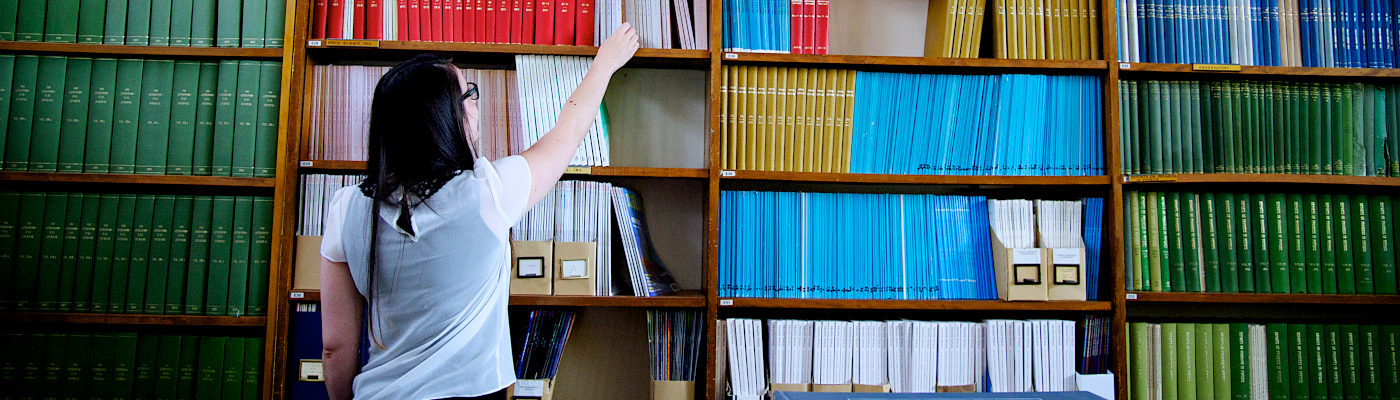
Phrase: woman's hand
[{"left": 593, "top": 23, "right": 640, "bottom": 74}]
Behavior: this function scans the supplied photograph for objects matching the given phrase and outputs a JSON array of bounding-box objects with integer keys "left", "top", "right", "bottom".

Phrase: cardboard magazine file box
[
  {"left": 1047, "top": 247, "right": 1088, "bottom": 301},
  {"left": 990, "top": 232, "right": 1049, "bottom": 301},
  {"left": 651, "top": 380, "right": 696, "bottom": 400},
  {"left": 809, "top": 384, "right": 852, "bottom": 392},
  {"left": 510, "top": 241, "right": 554, "bottom": 295},
  {"left": 851, "top": 383, "right": 890, "bottom": 393},
  {"left": 508, "top": 379, "right": 554, "bottom": 400},
  {"left": 293, "top": 235, "right": 324, "bottom": 290},
  {"left": 769, "top": 383, "right": 812, "bottom": 393},
  {"left": 552, "top": 241, "right": 597, "bottom": 295}
]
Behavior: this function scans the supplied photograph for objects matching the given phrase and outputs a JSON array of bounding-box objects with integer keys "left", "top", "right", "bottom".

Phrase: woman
[{"left": 318, "top": 24, "right": 640, "bottom": 400}]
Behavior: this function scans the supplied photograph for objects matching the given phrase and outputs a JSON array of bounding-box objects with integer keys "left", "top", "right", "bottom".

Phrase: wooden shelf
[
  {"left": 298, "top": 160, "right": 706, "bottom": 178},
  {"left": 0, "top": 171, "right": 277, "bottom": 188},
  {"left": 1121, "top": 173, "right": 1400, "bottom": 187},
  {"left": 306, "top": 41, "right": 709, "bottom": 68},
  {"left": 0, "top": 41, "right": 284, "bottom": 58},
  {"left": 290, "top": 289, "right": 706, "bottom": 307},
  {"left": 1119, "top": 62, "right": 1400, "bottom": 79},
  {"left": 719, "top": 298, "right": 1113, "bottom": 311},
  {"left": 1127, "top": 292, "right": 1400, "bottom": 305},
  {"left": 722, "top": 52, "right": 1109, "bottom": 73},
  {"left": 721, "top": 170, "right": 1111, "bottom": 186},
  {"left": 0, "top": 312, "right": 268, "bottom": 327}
]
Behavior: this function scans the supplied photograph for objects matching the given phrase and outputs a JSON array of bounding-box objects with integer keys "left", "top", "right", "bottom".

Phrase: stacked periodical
[
  {"left": 514, "top": 55, "right": 611, "bottom": 166},
  {"left": 721, "top": 0, "right": 828, "bottom": 54},
  {"left": 646, "top": 309, "right": 703, "bottom": 382},
  {"left": 989, "top": 0, "right": 1103, "bottom": 59},
  {"left": 6, "top": 0, "right": 286, "bottom": 47}
]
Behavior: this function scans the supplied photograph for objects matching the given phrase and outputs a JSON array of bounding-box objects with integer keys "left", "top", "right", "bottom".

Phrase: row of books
[
  {"left": 0, "top": 192, "right": 274, "bottom": 316},
  {"left": 515, "top": 55, "right": 611, "bottom": 166},
  {"left": 925, "top": 0, "right": 986, "bottom": 58},
  {"left": 297, "top": 174, "right": 364, "bottom": 236},
  {"left": 305, "top": 65, "right": 513, "bottom": 162},
  {"left": 512, "top": 180, "right": 679, "bottom": 296},
  {"left": 513, "top": 309, "right": 576, "bottom": 381},
  {"left": 1127, "top": 322, "right": 1400, "bottom": 400},
  {"left": 1119, "top": 80, "right": 1400, "bottom": 177},
  {"left": 723, "top": 317, "right": 1111, "bottom": 397},
  {"left": 311, "top": 0, "right": 708, "bottom": 49},
  {"left": 646, "top": 309, "right": 703, "bottom": 381},
  {"left": 720, "top": 191, "right": 1106, "bottom": 300},
  {"left": 4, "top": 331, "right": 263, "bottom": 400},
  {"left": 988, "top": 0, "right": 1103, "bottom": 60},
  {"left": 720, "top": 0, "right": 828, "bottom": 54},
  {"left": 9, "top": 0, "right": 286, "bottom": 47},
  {"left": 1124, "top": 191, "right": 1400, "bottom": 295},
  {"left": 719, "top": 67, "right": 1104, "bottom": 175},
  {"left": 1116, "top": 0, "right": 1399, "bottom": 67},
  {"left": 1, "top": 56, "right": 282, "bottom": 177}
]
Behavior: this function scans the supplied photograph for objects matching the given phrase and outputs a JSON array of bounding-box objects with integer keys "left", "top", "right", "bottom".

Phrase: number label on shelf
[
  {"left": 724, "top": 53, "right": 738, "bottom": 59},
  {"left": 719, "top": 299, "right": 734, "bottom": 306},
  {"left": 1119, "top": 62, "right": 1131, "bottom": 69},
  {"left": 720, "top": 170, "right": 736, "bottom": 177},
  {"left": 290, "top": 292, "right": 305, "bottom": 299},
  {"left": 1126, "top": 293, "right": 1138, "bottom": 300},
  {"left": 307, "top": 40, "right": 322, "bottom": 47},
  {"left": 564, "top": 166, "right": 591, "bottom": 174},
  {"left": 299, "top": 161, "right": 314, "bottom": 167}
]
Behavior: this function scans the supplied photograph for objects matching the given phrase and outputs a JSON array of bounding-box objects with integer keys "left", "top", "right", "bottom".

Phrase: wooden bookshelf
[
  {"left": 0, "top": 41, "right": 285, "bottom": 59},
  {"left": 722, "top": 52, "right": 1109, "bottom": 73},
  {"left": 0, "top": 171, "right": 278, "bottom": 188},
  {"left": 1126, "top": 292, "right": 1400, "bottom": 305},
  {"left": 1119, "top": 62, "right": 1400, "bottom": 79},
  {"left": 289, "top": 290, "right": 707, "bottom": 308},
  {"left": 0, "top": 312, "right": 268, "bottom": 327},
  {"left": 305, "top": 41, "right": 710, "bottom": 68},
  {"left": 721, "top": 170, "right": 1112, "bottom": 186},
  {"left": 1121, "top": 173, "right": 1400, "bottom": 187},
  {"left": 718, "top": 298, "right": 1113, "bottom": 311},
  {"left": 298, "top": 160, "right": 707, "bottom": 178}
]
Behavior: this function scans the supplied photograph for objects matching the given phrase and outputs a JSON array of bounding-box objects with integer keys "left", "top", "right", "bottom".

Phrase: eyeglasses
[{"left": 461, "top": 82, "right": 479, "bottom": 101}]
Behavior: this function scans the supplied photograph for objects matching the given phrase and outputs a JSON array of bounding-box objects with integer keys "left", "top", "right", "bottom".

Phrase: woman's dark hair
[{"left": 358, "top": 53, "right": 476, "bottom": 348}]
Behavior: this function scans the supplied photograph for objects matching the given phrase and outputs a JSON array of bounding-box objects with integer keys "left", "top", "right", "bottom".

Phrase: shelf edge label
[
  {"left": 299, "top": 161, "right": 314, "bottom": 167},
  {"left": 720, "top": 170, "right": 736, "bottom": 177},
  {"left": 290, "top": 292, "right": 305, "bottom": 299},
  {"left": 1118, "top": 62, "right": 1131, "bottom": 70},
  {"left": 306, "top": 40, "right": 322, "bottom": 46},
  {"left": 564, "top": 166, "right": 591, "bottom": 174},
  {"left": 719, "top": 299, "right": 734, "bottom": 306},
  {"left": 724, "top": 53, "right": 738, "bottom": 59},
  {"left": 323, "top": 39, "right": 381, "bottom": 48},
  {"left": 1124, "top": 174, "right": 1178, "bottom": 183},
  {"left": 1192, "top": 63, "right": 1242, "bottom": 71},
  {"left": 1125, "top": 293, "right": 1138, "bottom": 300}
]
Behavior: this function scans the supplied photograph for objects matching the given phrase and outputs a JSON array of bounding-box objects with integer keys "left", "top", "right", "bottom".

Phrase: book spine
[
  {"left": 35, "top": 192, "right": 69, "bottom": 311},
  {"left": 357, "top": 0, "right": 370, "bottom": 39},
  {"left": 1202, "top": 192, "right": 1223, "bottom": 292},
  {"left": 0, "top": 55, "right": 12, "bottom": 165},
  {"left": 520, "top": 0, "right": 532, "bottom": 43},
  {"left": 126, "top": 0, "right": 153, "bottom": 45},
  {"left": 222, "top": 337, "right": 245, "bottom": 399},
  {"left": 226, "top": 197, "right": 252, "bottom": 316},
  {"left": 212, "top": 60, "right": 238, "bottom": 176},
  {"left": 82, "top": 59, "right": 117, "bottom": 174},
  {"left": 191, "top": 0, "right": 217, "bottom": 45},
  {"left": 192, "top": 62, "right": 218, "bottom": 175},
  {"left": 176, "top": 334, "right": 199, "bottom": 398},
  {"left": 28, "top": 56, "right": 67, "bottom": 173},
  {"left": 195, "top": 336, "right": 225, "bottom": 394},
  {"left": 266, "top": 0, "right": 286, "bottom": 47},
  {"left": 148, "top": 0, "right": 174, "bottom": 45},
  {"left": 247, "top": 197, "right": 272, "bottom": 316},
  {"left": 1336, "top": 194, "right": 1355, "bottom": 294},
  {"left": 0, "top": 0, "right": 17, "bottom": 41},
  {"left": 1219, "top": 192, "right": 1239, "bottom": 292},
  {"left": 534, "top": 0, "right": 551, "bottom": 44},
  {"left": 553, "top": 0, "right": 572, "bottom": 45},
  {"left": 1253, "top": 193, "right": 1273, "bottom": 293},
  {"left": 217, "top": 0, "right": 243, "bottom": 46},
  {"left": 167, "top": 61, "right": 202, "bottom": 175},
  {"left": 171, "top": 0, "right": 195, "bottom": 45},
  {"left": 242, "top": 0, "right": 268, "bottom": 46},
  {"left": 56, "top": 193, "right": 83, "bottom": 311},
  {"left": 110, "top": 59, "right": 145, "bottom": 174},
  {"left": 1236, "top": 193, "right": 1256, "bottom": 292},
  {"left": 1320, "top": 194, "right": 1338, "bottom": 293},
  {"left": 1268, "top": 323, "right": 1292, "bottom": 400},
  {"left": 13, "top": 193, "right": 46, "bottom": 310},
  {"left": 103, "top": 0, "right": 129, "bottom": 44},
  {"left": 166, "top": 196, "right": 192, "bottom": 314},
  {"left": 368, "top": 0, "right": 383, "bottom": 39},
  {"left": 0, "top": 193, "right": 19, "bottom": 310},
  {"left": 77, "top": 0, "right": 109, "bottom": 43},
  {"left": 186, "top": 196, "right": 212, "bottom": 314},
  {"left": 1352, "top": 195, "right": 1374, "bottom": 294},
  {"left": 231, "top": 61, "right": 259, "bottom": 177},
  {"left": 252, "top": 61, "right": 280, "bottom": 178},
  {"left": 14, "top": 0, "right": 47, "bottom": 41},
  {"left": 243, "top": 338, "right": 264, "bottom": 396},
  {"left": 508, "top": 0, "right": 520, "bottom": 42},
  {"left": 108, "top": 194, "right": 135, "bottom": 313},
  {"left": 136, "top": 60, "right": 176, "bottom": 175},
  {"left": 144, "top": 195, "right": 174, "bottom": 314},
  {"left": 126, "top": 194, "right": 155, "bottom": 313},
  {"left": 1287, "top": 194, "right": 1307, "bottom": 292},
  {"left": 154, "top": 335, "right": 182, "bottom": 399},
  {"left": 1371, "top": 196, "right": 1397, "bottom": 294},
  {"left": 57, "top": 58, "right": 92, "bottom": 174},
  {"left": 205, "top": 196, "right": 233, "bottom": 315},
  {"left": 328, "top": 0, "right": 346, "bottom": 38},
  {"left": 574, "top": 0, "right": 591, "bottom": 45},
  {"left": 315, "top": 0, "right": 331, "bottom": 38},
  {"left": 1269, "top": 192, "right": 1291, "bottom": 293}
]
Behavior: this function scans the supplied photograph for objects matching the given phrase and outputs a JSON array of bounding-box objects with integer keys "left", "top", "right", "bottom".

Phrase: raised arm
[{"left": 519, "top": 23, "right": 639, "bottom": 208}]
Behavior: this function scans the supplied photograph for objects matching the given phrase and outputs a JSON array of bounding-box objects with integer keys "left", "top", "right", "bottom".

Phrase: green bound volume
[
  {"left": 74, "top": 194, "right": 100, "bottom": 311},
  {"left": 148, "top": 0, "right": 173, "bottom": 45},
  {"left": 1286, "top": 194, "right": 1307, "bottom": 293},
  {"left": 126, "top": 194, "right": 156, "bottom": 313},
  {"left": 91, "top": 193, "right": 119, "bottom": 314},
  {"left": 42, "top": 333, "right": 67, "bottom": 395},
  {"left": 1202, "top": 193, "right": 1223, "bottom": 292},
  {"left": 132, "top": 334, "right": 159, "bottom": 399},
  {"left": 1342, "top": 325, "right": 1361, "bottom": 398},
  {"left": 166, "top": 196, "right": 193, "bottom": 314},
  {"left": 205, "top": 196, "right": 234, "bottom": 315},
  {"left": 63, "top": 334, "right": 92, "bottom": 400},
  {"left": 1214, "top": 323, "right": 1232, "bottom": 400},
  {"left": 1149, "top": 192, "right": 1164, "bottom": 291},
  {"left": 109, "top": 332, "right": 139, "bottom": 399},
  {"left": 84, "top": 58, "right": 119, "bottom": 174},
  {"left": 28, "top": 56, "right": 68, "bottom": 173},
  {"left": 243, "top": 337, "right": 263, "bottom": 398},
  {"left": 17, "top": 333, "right": 44, "bottom": 398},
  {"left": 0, "top": 193, "right": 18, "bottom": 309},
  {"left": 1308, "top": 324, "right": 1329, "bottom": 400},
  {"left": 1237, "top": 193, "right": 1257, "bottom": 292},
  {"left": 1166, "top": 192, "right": 1184, "bottom": 291},
  {"left": 1352, "top": 196, "right": 1375, "bottom": 294},
  {"left": 240, "top": 0, "right": 267, "bottom": 48},
  {"left": 222, "top": 337, "right": 245, "bottom": 399},
  {"left": 253, "top": 61, "right": 280, "bottom": 178},
  {"left": 167, "top": 61, "right": 202, "bottom": 175},
  {"left": 1253, "top": 194, "right": 1273, "bottom": 293},
  {"left": 1183, "top": 193, "right": 1203, "bottom": 292},
  {"left": 192, "top": 62, "right": 218, "bottom": 175},
  {"left": 125, "top": 0, "right": 152, "bottom": 45},
  {"left": 0, "top": 0, "right": 16, "bottom": 41},
  {"left": 190, "top": 0, "right": 216, "bottom": 46},
  {"left": 0, "top": 55, "right": 14, "bottom": 165},
  {"left": 196, "top": 336, "right": 225, "bottom": 395},
  {"left": 102, "top": 0, "right": 129, "bottom": 44},
  {"left": 248, "top": 197, "right": 272, "bottom": 315},
  {"left": 42, "top": 0, "right": 79, "bottom": 42},
  {"left": 1320, "top": 195, "right": 1339, "bottom": 293},
  {"left": 144, "top": 195, "right": 175, "bottom": 314},
  {"left": 1288, "top": 324, "right": 1309, "bottom": 400},
  {"left": 1219, "top": 192, "right": 1240, "bottom": 292},
  {"left": 88, "top": 334, "right": 114, "bottom": 398},
  {"left": 1381, "top": 326, "right": 1399, "bottom": 399},
  {"left": 1196, "top": 323, "right": 1215, "bottom": 400},
  {"left": 177, "top": 334, "right": 199, "bottom": 398},
  {"left": 108, "top": 194, "right": 136, "bottom": 313},
  {"left": 1164, "top": 323, "right": 1180, "bottom": 400},
  {"left": 57, "top": 57, "right": 92, "bottom": 173},
  {"left": 211, "top": 61, "right": 238, "bottom": 176},
  {"left": 1327, "top": 324, "right": 1344, "bottom": 399},
  {"left": 1268, "top": 323, "right": 1291, "bottom": 400},
  {"left": 215, "top": 0, "right": 242, "bottom": 46},
  {"left": 1361, "top": 325, "right": 1382, "bottom": 399},
  {"left": 265, "top": 0, "right": 286, "bottom": 46},
  {"left": 1268, "top": 193, "right": 1291, "bottom": 293},
  {"left": 1305, "top": 194, "right": 1324, "bottom": 294},
  {"left": 1336, "top": 194, "right": 1356, "bottom": 294},
  {"left": 136, "top": 59, "right": 176, "bottom": 175},
  {"left": 14, "top": 0, "right": 46, "bottom": 41},
  {"left": 57, "top": 192, "right": 83, "bottom": 311},
  {"left": 1132, "top": 322, "right": 1151, "bottom": 400},
  {"left": 153, "top": 335, "right": 181, "bottom": 399},
  {"left": 227, "top": 196, "right": 253, "bottom": 316},
  {"left": 36, "top": 192, "right": 69, "bottom": 311},
  {"left": 14, "top": 193, "right": 46, "bottom": 310},
  {"left": 171, "top": 0, "right": 194, "bottom": 45},
  {"left": 231, "top": 61, "right": 260, "bottom": 177},
  {"left": 76, "top": 0, "right": 107, "bottom": 43},
  {"left": 1372, "top": 196, "right": 1397, "bottom": 294},
  {"left": 110, "top": 59, "right": 145, "bottom": 174},
  {"left": 186, "top": 196, "right": 212, "bottom": 314},
  {"left": 5, "top": 55, "right": 39, "bottom": 171}
]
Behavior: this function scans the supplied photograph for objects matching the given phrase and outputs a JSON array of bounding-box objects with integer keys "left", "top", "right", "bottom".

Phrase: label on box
[
  {"left": 515, "top": 379, "right": 547, "bottom": 397},
  {"left": 560, "top": 259, "right": 588, "bottom": 278},
  {"left": 517, "top": 258, "right": 545, "bottom": 278},
  {"left": 1012, "top": 248, "right": 1041, "bottom": 264},
  {"left": 299, "top": 360, "right": 324, "bottom": 382},
  {"left": 1052, "top": 248, "right": 1082, "bottom": 264}
]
